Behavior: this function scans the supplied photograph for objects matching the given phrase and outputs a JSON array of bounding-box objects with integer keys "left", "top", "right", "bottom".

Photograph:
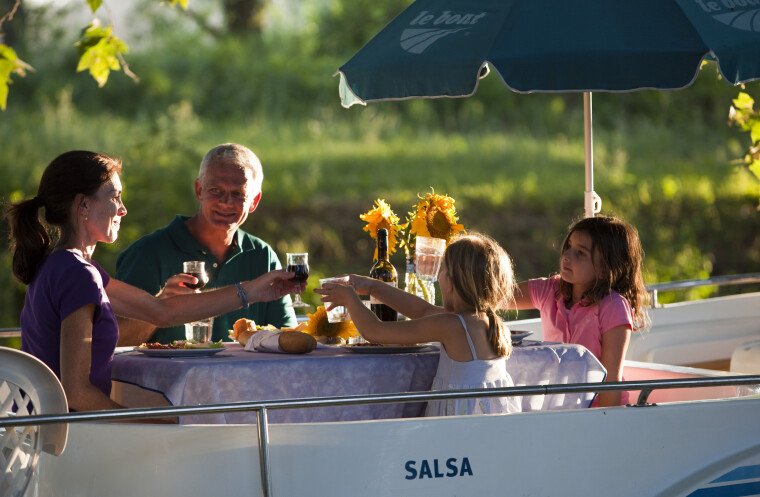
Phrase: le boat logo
[
  {"left": 693, "top": 0, "right": 760, "bottom": 31},
  {"left": 400, "top": 10, "right": 487, "bottom": 54}
]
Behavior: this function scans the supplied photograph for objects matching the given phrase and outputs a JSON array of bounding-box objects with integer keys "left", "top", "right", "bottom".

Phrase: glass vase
[{"left": 405, "top": 257, "right": 436, "bottom": 304}]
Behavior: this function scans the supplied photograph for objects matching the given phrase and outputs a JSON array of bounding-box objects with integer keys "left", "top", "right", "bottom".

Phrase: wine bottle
[{"left": 369, "top": 228, "right": 398, "bottom": 321}]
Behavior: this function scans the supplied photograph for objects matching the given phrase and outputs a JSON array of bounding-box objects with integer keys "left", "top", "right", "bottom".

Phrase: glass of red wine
[
  {"left": 286, "top": 252, "right": 310, "bottom": 308},
  {"left": 183, "top": 261, "right": 209, "bottom": 290}
]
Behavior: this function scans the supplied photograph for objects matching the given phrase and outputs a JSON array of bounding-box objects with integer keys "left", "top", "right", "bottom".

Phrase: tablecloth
[{"left": 111, "top": 340, "right": 605, "bottom": 424}]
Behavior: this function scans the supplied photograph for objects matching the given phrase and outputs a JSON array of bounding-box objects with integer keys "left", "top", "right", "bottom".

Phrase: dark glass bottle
[{"left": 369, "top": 228, "right": 398, "bottom": 321}]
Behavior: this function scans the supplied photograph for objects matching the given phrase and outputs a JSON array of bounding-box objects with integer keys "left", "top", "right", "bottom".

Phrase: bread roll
[
  {"left": 278, "top": 331, "right": 317, "bottom": 354},
  {"left": 233, "top": 318, "right": 256, "bottom": 339},
  {"left": 236, "top": 328, "right": 256, "bottom": 346}
]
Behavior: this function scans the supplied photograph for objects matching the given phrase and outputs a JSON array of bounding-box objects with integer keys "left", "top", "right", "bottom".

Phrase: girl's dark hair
[
  {"left": 558, "top": 215, "right": 650, "bottom": 331},
  {"left": 4, "top": 151, "right": 122, "bottom": 284}
]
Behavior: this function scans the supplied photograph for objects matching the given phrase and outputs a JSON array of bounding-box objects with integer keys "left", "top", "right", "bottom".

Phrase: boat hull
[{"left": 38, "top": 395, "right": 760, "bottom": 496}]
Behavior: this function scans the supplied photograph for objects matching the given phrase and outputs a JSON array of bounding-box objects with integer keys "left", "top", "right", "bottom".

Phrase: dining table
[{"left": 111, "top": 340, "right": 606, "bottom": 425}]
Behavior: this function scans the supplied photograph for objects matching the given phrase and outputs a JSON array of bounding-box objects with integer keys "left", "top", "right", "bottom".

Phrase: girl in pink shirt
[{"left": 513, "top": 216, "right": 650, "bottom": 407}]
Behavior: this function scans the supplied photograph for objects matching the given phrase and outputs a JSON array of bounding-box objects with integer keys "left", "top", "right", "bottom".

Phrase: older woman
[{"left": 5, "top": 151, "right": 302, "bottom": 412}]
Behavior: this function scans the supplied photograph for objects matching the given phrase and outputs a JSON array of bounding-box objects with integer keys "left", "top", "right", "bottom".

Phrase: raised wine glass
[
  {"left": 286, "top": 252, "right": 310, "bottom": 308},
  {"left": 183, "top": 261, "right": 209, "bottom": 290}
]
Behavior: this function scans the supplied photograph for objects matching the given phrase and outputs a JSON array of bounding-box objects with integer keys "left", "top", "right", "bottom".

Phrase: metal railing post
[{"left": 257, "top": 406, "right": 272, "bottom": 497}]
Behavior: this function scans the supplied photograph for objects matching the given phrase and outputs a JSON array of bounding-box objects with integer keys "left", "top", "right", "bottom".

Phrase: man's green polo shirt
[{"left": 115, "top": 215, "right": 297, "bottom": 343}]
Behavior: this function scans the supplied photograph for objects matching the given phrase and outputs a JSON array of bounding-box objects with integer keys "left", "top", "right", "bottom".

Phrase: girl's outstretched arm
[
  {"left": 597, "top": 325, "right": 631, "bottom": 407},
  {"left": 503, "top": 281, "right": 535, "bottom": 310},
  {"left": 345, "top": 274, "right": 443, "bottom": 319},
  {"left": 316, "top": 281, "right": 456, "bottom": 346}
]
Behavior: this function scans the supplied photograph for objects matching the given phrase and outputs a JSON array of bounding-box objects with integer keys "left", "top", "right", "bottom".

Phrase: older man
[{"left": 116, "top": 143, "right": 297, "bottom": 343}]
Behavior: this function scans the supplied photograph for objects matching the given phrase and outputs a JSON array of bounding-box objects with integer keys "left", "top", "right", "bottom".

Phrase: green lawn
[{"left": 1, "top": 66, "right": 758, "bottom": 324}]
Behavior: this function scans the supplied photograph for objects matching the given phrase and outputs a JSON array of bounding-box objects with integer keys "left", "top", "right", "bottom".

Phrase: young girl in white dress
[{"left": 316, "top": 233, "right": 521, "bottom": 416}]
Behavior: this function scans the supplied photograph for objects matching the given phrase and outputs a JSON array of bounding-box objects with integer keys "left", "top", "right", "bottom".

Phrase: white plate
[
  {"left": 510, "top": 330, "right": 534, "bottom": 344},
  {"left": 135, "top": 347, "right": 225, "bottom": 358},
  {"left": 343, "top": 344, "right": 437, "bottom": 354}
]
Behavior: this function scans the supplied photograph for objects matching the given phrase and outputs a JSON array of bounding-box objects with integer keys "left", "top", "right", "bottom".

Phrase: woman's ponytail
[{"left": 5, "top": 196, "right": 52, "bottom": 285}]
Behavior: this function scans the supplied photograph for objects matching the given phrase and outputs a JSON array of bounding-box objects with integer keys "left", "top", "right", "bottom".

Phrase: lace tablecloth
[{"left": 111, "top": 341, "right": 605, "bottom": 424}]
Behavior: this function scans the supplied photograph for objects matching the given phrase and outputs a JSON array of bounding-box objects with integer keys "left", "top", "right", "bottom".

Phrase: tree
[
  {"left": 222, "top": 0, "right": 264, "bottom": 34},
  {"left": 0, "top": 0, "right": 187, "bottom": 110}
]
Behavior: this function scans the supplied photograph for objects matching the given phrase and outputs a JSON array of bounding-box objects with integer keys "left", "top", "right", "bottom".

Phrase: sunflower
[
  {"left": 410, "top": 192, "right": 465, "bottom": 244},
  {"left": 359, "top": 199, "right": 400, "bottom": 257},
  {"left": 303, "top": 306, "right": 359, "bottom": 340}
]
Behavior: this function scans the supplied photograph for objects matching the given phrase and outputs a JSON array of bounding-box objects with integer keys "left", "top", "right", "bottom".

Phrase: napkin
[
  {"left": 245, "top": 329, "right": 283, "bottom": 353},
  {"left": 244, "top": 329, "right": 317, "bottom": 354}
]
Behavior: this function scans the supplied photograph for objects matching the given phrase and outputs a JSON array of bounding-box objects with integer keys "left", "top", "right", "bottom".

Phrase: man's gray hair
[{"left": 199, "top": 143, "right": 263, "bottom": 192}]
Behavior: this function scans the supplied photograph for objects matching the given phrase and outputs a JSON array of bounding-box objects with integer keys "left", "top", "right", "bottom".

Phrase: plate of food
[
  {"left": 136, "top": 340, "right": 225, "bottom": 358},
  {"left": 342, "top": 343, "right": 437, "bottom": 354},
  {"left": 510, "top": 330, "right": 534, "bottom": 345}
]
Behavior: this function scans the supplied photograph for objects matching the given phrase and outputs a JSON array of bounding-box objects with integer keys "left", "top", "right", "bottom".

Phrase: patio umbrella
[{"left": 336, "top": 0, "right": 760, "bottom": 216}]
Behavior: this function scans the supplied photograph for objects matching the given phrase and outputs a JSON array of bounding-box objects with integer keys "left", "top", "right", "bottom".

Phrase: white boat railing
[
  {"left": 0, "top": 327, "right": 21, "bottom": 339},
  {"left": 2, "top": 375, "right": 760, "bottom": 497},
  {"left": 647, "top": 272, "right": 760, "bottom": 307}
]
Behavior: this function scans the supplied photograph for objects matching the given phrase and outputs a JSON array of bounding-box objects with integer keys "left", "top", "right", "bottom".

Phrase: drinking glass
[
  {"left": 184, "top": 317, "right": 214, "bottom": 342},
  {"left": 319, "top": 276, "right": 351, "bottom": 322},
  {"left": 286, "top": 252, "right": 310, "bottom": 308},
  {"left": 415, "top": 236, "right": 446, "bottom": 281},
  {"left": 183, "top": 261, "right": 209, "bottom": 290}
]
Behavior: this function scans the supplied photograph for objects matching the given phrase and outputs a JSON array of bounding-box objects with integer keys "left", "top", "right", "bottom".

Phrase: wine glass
[
  {"left": 183, "top": 261, "right": 209, "bottom": 290},
  {"left": 286, "top": 252, "right": 310, "bottom": 308}
]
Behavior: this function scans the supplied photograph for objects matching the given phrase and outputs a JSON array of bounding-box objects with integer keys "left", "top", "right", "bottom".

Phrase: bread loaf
[{"left": 278, "top": 331, "right": 317, "bottom": 354}]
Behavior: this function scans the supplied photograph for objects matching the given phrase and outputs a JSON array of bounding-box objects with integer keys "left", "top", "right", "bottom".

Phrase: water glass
[
  {"left": 319, "top": 276, "right": 351, "bottom": 323},
  {"left": 415, "top": 236, "right": 446, "bottom": 281},
  {"left": 184, "top": 317, "right": 214, "bottom": 342}
]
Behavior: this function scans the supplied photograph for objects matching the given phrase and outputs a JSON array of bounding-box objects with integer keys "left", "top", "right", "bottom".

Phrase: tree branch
[{"left": 0, "top": 0, "right": 21, "bottom": 29}]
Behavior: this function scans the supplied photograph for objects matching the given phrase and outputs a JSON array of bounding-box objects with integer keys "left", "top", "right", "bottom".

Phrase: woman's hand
[
  {"left": 157, "top": 273, "right": 200, "bottom": 298},
  {"left": 244, "top": 269, "right": 304, "bottom": 303}
]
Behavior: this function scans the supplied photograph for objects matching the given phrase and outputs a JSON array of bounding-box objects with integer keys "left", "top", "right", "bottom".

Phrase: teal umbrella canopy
[
  {"left": 336, "top": 0, "right": 760, "bottom": 216},
  {"left": 338, "top": 0, "right": 760, "bottom": 105}
]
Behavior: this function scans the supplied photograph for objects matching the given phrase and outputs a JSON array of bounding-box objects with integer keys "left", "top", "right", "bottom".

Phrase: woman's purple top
[{"left": 20, "top": 250, "right": 119, "bottom": 396}]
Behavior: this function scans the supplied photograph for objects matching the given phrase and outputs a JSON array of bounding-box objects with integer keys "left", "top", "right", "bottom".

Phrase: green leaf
[
  {"left": 87, "top": 0, "right": 103, "bottom": 13},
  {"left": 0, "top": 44, "right": 33, "bottom": 110},
  {"left": 75, "top": 24, "right": 129, "bottom": 87},
  {"left": 748, "top": 158, "right": 760, "bottom": 183},
  {"left": 732, "top": 91, "right": 754, "bottom": 111},
  {"left": 751, "top": 120, "right": 760, "bottom": 145}
]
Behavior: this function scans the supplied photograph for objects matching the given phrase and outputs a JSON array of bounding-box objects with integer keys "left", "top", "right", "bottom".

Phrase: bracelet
[{"left": 235, "top": 282, "right": 249, "bottom": 309}]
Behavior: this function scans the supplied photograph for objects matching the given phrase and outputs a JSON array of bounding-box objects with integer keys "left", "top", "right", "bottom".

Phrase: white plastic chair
[{"left": 1, "top": 346, "right": 68, "bottom": 497}]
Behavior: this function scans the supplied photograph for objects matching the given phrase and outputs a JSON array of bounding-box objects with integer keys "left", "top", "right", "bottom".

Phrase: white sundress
[{"left": 425, "top": 314, "right": 522, "bottom": 417}]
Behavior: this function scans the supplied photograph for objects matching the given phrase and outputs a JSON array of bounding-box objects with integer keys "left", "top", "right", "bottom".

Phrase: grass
[{"left": 1, "top": 63, "right": 759, "bottom": 324}]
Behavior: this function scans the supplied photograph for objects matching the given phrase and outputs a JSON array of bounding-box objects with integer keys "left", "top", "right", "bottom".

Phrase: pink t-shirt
[{"left": 529, "top": 276, "right": 633, "bottom": 405}]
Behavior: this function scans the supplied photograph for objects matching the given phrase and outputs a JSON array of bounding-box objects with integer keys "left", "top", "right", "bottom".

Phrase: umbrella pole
[{"left": 584, "top": 92, "right": 601, "bottom": 218}]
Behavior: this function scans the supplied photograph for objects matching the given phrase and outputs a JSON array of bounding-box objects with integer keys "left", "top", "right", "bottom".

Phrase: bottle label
[{"left": 370, "top": 280, "right": 397, "bottom": 304}]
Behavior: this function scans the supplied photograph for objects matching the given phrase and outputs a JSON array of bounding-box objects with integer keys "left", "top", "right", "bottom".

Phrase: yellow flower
[
  {"left": 410, "top": 192, "right": 465, "bottom": 244},
  {"left": 360, "top": 199, "right": 400, "bottom": 257},
  {"left": 303, "top": 306, "right": 359, "bottom": 340}
]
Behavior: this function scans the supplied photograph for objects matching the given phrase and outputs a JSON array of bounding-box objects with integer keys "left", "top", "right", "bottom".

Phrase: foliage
[
  {"left": 75, "top": 22, "right": 129, "bottom": 87},
  {"left": 0, "top": 0, "right": 189, "bottom": 106},
  {"left": 0, "top": 1, "right": 758, "bottom": 325},
  {"left": 728, "top": 92, "right": 760, "bottom": 202},
  {"left": 303, "top": 0, "right": 412, "bottom": 58},
  {"left": 0, "top": 42, "right": 30, "bottom": 109}
]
